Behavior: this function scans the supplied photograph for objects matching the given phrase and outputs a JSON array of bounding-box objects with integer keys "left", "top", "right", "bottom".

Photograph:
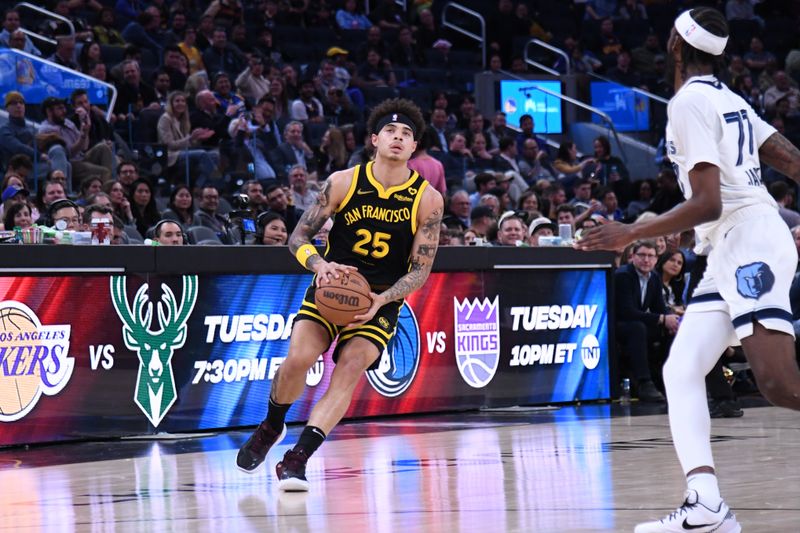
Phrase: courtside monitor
[
  {"left": 590, "top": 81, "right": 650, "bottom": 132},
  {"left": 498, "top": 80, "right": 563, "bottom": 134}
]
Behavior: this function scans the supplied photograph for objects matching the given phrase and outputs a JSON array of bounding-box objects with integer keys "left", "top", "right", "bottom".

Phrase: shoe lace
[{"left": 663, "top": 497, "right": 698, "bottom": 523}]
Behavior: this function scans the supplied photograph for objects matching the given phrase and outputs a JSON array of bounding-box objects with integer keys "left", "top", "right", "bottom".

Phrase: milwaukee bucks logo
[{"left": 110, "top": 276, "right": 198, "bottom": 427}]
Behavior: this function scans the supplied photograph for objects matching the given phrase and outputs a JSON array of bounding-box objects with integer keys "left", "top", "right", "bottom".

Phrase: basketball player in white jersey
[{"left": 578, "top": 7, "right": 800, "bottom": 533}]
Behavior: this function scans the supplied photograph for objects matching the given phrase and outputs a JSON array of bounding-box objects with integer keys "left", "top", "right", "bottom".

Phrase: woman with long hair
[
  {"left": 128, "top": 178, "right": 161, "bottom": 237},
  {"left": 269, "top": 77, "right": 289, "bottom": 121},
  {"left": 78, "top": 41, "right": 103, "bottom": 73},
  {"left": 316, "top": 127, "right": 349, "bottom": 175},
  {"left": 157, "top": 91, "right": 218, "bottom": 188},
  {"left": 77, "top": 176, "right": 104, "bottom": 206},
  {"left": 656, "top": 248, "right": 687, "bottom": 315},
  {"left": 517, "top": 189, "right": 541, "bottom": 218},
  {"left": 102, "top": 180, "right": 134, "bottom": 224},
  {"left": 162, "top": 184, "right": 195, "bottom": 226},
  {"left": 256, "top": 211, "right": 288, "bottom": 245},
  {"left": 553, "top": 140, "right": 594, "bottom": 187}
]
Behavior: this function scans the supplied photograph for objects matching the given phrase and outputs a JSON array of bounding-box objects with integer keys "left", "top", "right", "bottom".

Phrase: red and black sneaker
[
  {"left": 276, "top": 449, "right": 310, "bottom": 491},
  {"left": 235, "top": 421, "right": 287, "bottom": 474}
]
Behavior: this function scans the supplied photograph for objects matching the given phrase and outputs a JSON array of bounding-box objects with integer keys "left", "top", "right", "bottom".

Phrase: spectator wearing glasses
[
  {"left": 614, "top": 240, "right": 680, "bottom": 402},
  {"left": 48, "top": 199, "right": 82, "bottom": 231}
]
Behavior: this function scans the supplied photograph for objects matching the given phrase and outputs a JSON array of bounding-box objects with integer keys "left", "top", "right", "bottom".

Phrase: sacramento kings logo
[
  {"left": 365, "top": 303, "right": 420, "bottom": 397},
  {"left": 454, "top": 297, "right": 500, "bottom": 388}
]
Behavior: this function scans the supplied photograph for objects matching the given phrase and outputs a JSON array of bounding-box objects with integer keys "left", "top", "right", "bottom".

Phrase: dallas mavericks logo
[
  {"left": 366, "top": 303, "right": 420, "bottom": 397},
  {"left": 735, "top": 262, "right": 775, "bottom": 299},
  {"left": 454, "top": 297, "right": 500, "bottom": 388}
]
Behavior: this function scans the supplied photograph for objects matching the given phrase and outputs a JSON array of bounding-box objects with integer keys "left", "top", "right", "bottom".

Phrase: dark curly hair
[{"left": 366, "top": 98, "right": 426, "bottom": 141}]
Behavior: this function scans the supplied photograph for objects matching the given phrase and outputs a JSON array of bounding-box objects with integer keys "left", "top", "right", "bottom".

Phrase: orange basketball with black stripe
[{"left": 314, "top": 270, "right": 373, "bottom": 326}]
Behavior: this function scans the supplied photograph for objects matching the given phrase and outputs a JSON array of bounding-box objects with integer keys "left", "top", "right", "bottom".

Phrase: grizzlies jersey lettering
[
  {"left": 325, "top": 161, "right": 429, "bottom": 287},
  {"left": 665, "top": 74, "right": 777, "bottom": 248}
]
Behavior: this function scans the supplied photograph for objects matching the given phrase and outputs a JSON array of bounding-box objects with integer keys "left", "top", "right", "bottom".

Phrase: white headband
[{"left": 674, "top": 10, "right": 728, "bottom": 56}]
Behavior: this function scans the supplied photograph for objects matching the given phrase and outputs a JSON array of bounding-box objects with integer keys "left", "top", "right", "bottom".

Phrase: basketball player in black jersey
[{"left": 236, "top": 99, "right": 444, "bottom": 491}]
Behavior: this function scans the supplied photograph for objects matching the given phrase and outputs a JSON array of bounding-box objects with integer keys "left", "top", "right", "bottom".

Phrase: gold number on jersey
[{"left": 353, "top": 229, "right": 391, "bottom": 259}]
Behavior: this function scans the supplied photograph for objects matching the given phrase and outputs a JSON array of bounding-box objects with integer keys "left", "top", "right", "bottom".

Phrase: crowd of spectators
[{"left": 0, "top": 1, "right": 799, "bottom": 404}]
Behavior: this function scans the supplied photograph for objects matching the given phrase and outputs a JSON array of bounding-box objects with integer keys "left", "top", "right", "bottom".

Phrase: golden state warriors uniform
[{"left": 295, "top": 161, "right": 429, "bottom": 364}]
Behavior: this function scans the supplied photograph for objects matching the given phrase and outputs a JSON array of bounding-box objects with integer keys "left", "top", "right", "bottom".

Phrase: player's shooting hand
[
  {"left": 347, "top": 292, "right": 384, "bottom": 328},
  {"left": 313, "top": 260, "right": 358, "bottom": 287},
  {"left": 573, "top": 221, "right": 634, "bottom": 252}
]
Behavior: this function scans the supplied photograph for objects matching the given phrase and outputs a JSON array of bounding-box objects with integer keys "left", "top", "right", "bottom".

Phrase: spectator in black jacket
[
  {"left": 264, "top": 182, "right": 303, "bottom": 234},
  {"left": 202, "top": 27, "right": 244, "bottom": 79},
  {"left": 615, "top": 240, "right": 680, "bottom": 402}
]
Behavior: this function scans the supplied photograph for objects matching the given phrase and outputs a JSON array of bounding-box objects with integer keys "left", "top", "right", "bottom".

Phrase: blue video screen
[
  {"left": 590, "top": 81, "right": 650, "bottom": 132},
  {"left": 498, "top": 80, "right": 563, "bottom": 134}
]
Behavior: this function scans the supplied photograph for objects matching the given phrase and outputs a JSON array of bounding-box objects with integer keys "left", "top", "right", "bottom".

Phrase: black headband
[{"left": 373, "top": 112, "right": 417, "bottom": 138}]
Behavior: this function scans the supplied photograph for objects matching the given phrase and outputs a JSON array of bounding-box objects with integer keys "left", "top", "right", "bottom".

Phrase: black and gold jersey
[{"left": 325, "top": 161, "right": 429, "bottom": 288}]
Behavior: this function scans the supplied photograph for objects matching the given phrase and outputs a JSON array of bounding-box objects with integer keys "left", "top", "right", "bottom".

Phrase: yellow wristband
[{"left": 295, "top": 244, "right": 319, "bottom": 270}]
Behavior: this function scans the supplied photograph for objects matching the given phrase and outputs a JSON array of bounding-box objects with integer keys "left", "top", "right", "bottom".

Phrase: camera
[{"left": 227, "top": 194, "right": 257, "bottom": 244}]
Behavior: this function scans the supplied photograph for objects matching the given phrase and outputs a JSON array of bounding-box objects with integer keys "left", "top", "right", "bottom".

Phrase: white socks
[{"left": 688, "top": 473, "right": 722, "bottom": 508}]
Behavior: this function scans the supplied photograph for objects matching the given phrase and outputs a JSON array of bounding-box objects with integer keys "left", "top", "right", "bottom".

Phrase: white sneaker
[{"left": 634, "top": 490, "right": 741, "bottom": 533}]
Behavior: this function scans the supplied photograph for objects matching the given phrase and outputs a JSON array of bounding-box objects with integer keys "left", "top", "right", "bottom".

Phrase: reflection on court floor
[{"left": 1, "top": 405, "right": 798, "bottom": 532}]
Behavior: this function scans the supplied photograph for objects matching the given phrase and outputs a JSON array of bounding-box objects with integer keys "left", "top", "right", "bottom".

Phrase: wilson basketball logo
[
  {"left": 0, "top": 301, "right": 74, "bottom": 422},
  {"left": 321, "top": 291, "right": 360, "bottom": 308}
]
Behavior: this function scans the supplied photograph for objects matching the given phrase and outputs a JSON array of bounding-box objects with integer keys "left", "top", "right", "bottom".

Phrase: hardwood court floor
[{"left": 1, "top": 404, "right": 798, "bottom": 532}]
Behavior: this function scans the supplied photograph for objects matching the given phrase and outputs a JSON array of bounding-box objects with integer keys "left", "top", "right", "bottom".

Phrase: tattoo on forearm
[
  {"left": 289, "top": 179, "right": 332, "bottom": 253},
  {"left": 760, "top": 133, "right": 800, "bottom": 182},
  {"left": 381, "top": 205, "right": 443, "bottom": 302}
]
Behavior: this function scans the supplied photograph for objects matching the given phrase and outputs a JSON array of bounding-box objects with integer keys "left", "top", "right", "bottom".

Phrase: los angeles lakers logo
[{"left": 0, "top": 301, "right": 74, "bottom": 422}]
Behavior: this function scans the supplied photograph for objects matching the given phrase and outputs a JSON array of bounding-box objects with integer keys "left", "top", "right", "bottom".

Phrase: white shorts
[{"left": 688, "top": 204, "right": 797, "bottom": 340}]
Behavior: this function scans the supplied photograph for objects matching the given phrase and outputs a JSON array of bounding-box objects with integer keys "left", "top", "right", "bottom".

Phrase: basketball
[{"left": 314, "top": 271, "right": 373, "bottom": 326}]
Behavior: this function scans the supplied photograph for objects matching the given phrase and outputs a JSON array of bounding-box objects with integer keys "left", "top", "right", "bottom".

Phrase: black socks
[
  {"left": 266, "top": 397, "right": 291, "bottom": 432},
  {"left": 294, "top": 425, "right": 327, "bottom": 457}
]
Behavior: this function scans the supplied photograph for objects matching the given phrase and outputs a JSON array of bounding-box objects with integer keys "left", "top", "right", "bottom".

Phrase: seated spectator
[
  {"left": 179, "top": 26, "right": 206, "bottom": 75},
  {"left": 626, "top": 179, "right": 654, "bottom": 219},
  {"left": 485, "top": 111, "right": 514, "bottom": 154},
  {"left": 440, "top": 132, "right": 470, "bottom": 185},
  {"left": 78, "top": 41, "right": 103, "bottom": 73},
  {"left": 154, "top": 220, "right": 185, "bottom": 246},
  {"left": 236, "top": 55, "right": 270, "bottom": 104},
  {"left": 515, "top": 114, "right": 547, "bottom": 155},
  {"left": 478, "top": 192, "right": 501, "bottom": 217},
  {"left": 407, "top": 129, "right": 447, "bottom": 197},
  {"left": 615, "top": 240, "right": 680, "bottom": 402},
  {"left": 0, "top": 9, "right": 41, "bottom": 56},
  {"left": 595, "top": 187, "right": 624, "bottom": 221},
  {"left": 243, "top": 179, "right": 269, "bottom": 218},
  {"left": 494, "top": 211, "right": 527, "bottom": 246},
  {"left": 390, "top": 25, "right": 424, "bottom": 67},
  {"left": 81, "top": 203, "right": 115, "bottom": 231},
  {"left": 114, "top": 60, "right": 158, "bottom": 120},
  {"left": 446, "top": 190, "right": 471, "bottom": 229},
  {"left": 121, "top": 7, "right": 165, "bottom": 55},
  {"left": 0, "top": 92, "right": 68, "bottom": 179},
  {"left": 657, "top": 249, "right": 687, "bottom": 316},
  {"left": 76, "top": 176, "right": 103, "bottom": 206},
  {"left": 336, "top": 0, "right": 372, "bottom": 31},
  {"left": 315, "top": 127, "right": 348, "bottom": 177},
  {"left": 69, "top": 89, "right": 116, "bottom": 152},
  {"left": 288, "top": 165, "right": 318, "bottom": 212},
  {"left": 606, "top": 50, "right": 641, "bottom": 88},
  {"left": 649, "top": 168, "right": 684, "bottom": 214},
  {"left": 553, "top": 140, "right": 595, "bottom": 188},
  {"left": 494, "top": 137, "right": 520, "bottom": 175},
  {"left": 354, "top": 48, "right": 396, "bottom": 89},
  {"left": 469, "top": 205, "right": 496, "bottom": 238},
  {"left": 158, "top": 91, "right": 218, "bottom": 188},
  {"left": 469, "top": 172, "right": 497, "bottom": 208},
  {"left": 202, "top": 27, "right": 244, "bottom": 79},
  {"left": 49, "top": 199, "right": 82, "bottom": 231},
  {"left": 291, "top": 78, "right": 325, "bottom": 123},
  {"left": 517, "top": 190, "right": 541, "bottom": 217},
  {"left": 264, "top": 183, "right": 303, "bottom": 234},
  {"left": 160, "top": 45, "right": 188, "bottom": 91},
  {"left": 191, "top": 89, "right": 231, "bottom": 149},
  {"left": 212, "top": 71, "right": 245, "bottom": 118},
  {"left": 2, "top": 201, "right": 33, "bottom": 231},
  {"left": 743, "top": 37, "right": 774, "bottom": 80},
  {"left": 193, "top": 185, "right": 230, "bottom": 238},
  {"left": 527, "top": 216, "right": 556, "bottom": 247},
  {"left": 38, "top": 96, "right": 113, "bottom": 189},
  {"left": 162, "top": 184, "right": 195, "bottom": 227},
  {"left": 271, "top": 121, "right": 316, "bottom": 182},
  {"left": 518, "top": 138, "right": 555, "bottom": 184},
  {"left": 769, "top": 181, "right": 800, "bottom": 228},
  {"left": 204, "top": 0, "right": 245, "bottom": 27},
  {"left": 93, "top": 7, "right": 126, "bottom": 47},
  {"left": 255, "top": 211, "right": 288, "bottom": 245},
  {"left": 764, "top": 71, "right": 800, "bottom": 115},
  {"left": 103, "top": 180, "right": 134, "bottom": 224},
  {"left": 129, "top": 178, "right": 161, "bottom": 238},
  {"left": 587, "top": 135, "right": 631, "bottom": 203},
  {"left": 467, "top": 133, "right": 496, "bottom": 174},
  {"left": 48, "top": 37, "right": 79, "bottom": 71}
]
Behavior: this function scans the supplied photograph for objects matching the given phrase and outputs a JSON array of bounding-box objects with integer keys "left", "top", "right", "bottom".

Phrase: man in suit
[
  {"left": 269, "top": 121, "right": 315, "bottom": 184},
  {"left": 615, "top": 239, "right": 680, "bottom": 401}
]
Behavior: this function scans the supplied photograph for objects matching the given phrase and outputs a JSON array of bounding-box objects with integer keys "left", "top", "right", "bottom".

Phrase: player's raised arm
[
  {"left": 758, "top": 132, "right": 800, "bottom": 183},
  {"left": 288, "top": 168, "right": 356, "bottom": 283},
  {"left": 379, "top": 187, "right": 444, "bottom": 303}
]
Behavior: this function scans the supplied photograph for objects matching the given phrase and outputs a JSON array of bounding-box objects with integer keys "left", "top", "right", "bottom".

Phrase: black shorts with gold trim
[{"left": 294, "top": 283, "right": 403, "bottom": 370}]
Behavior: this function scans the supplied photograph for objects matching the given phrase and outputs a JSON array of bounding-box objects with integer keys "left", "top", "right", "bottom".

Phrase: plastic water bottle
[{"left": 620, "top": 378, "right": 631, "bottom": 404}]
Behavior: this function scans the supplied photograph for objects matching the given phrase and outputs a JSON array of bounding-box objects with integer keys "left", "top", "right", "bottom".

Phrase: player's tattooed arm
[
  {"left": 380, "top": 190, "right": 444, "bottom": 303},
  {"left": 759, "top": 132, "right": 800, "bottom": 183},
  {"left": 288, "top": 178, "right": 333, "bottom": 262}
]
